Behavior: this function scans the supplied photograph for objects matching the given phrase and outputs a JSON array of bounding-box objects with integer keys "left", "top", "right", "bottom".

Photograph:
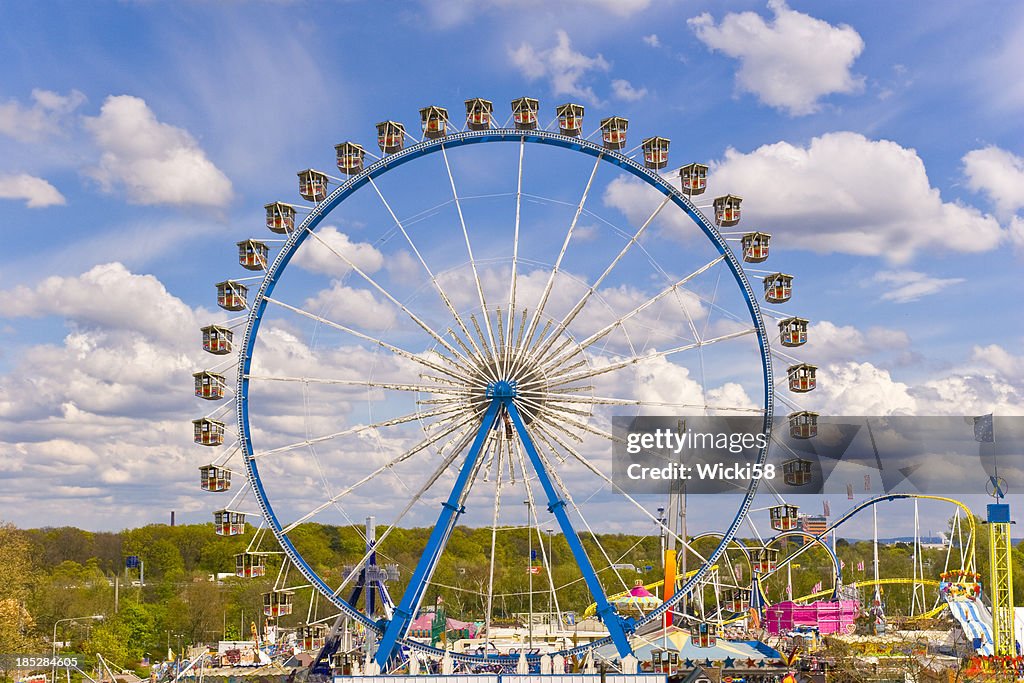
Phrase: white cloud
[
  {"left": 972, "top": 344, "right": 1024, "bottom": 381},
  {"left": 1010, "top": 216, "right": 1024, "bottom": 251},
  {"left": 0, "top": 262, "right": 197, "bottom": 343},
  {"left": 510, "top": 30, "right": 610, "bottom": 105},
  {"left": 963, "top": 145, "right": 1024, "bottom": 217},
  {"left": 642, "top": 34, "right": 661, "bottom": 48},
  {"left": 701, "top": 132, "right": 1004, "bottom": 262},
  {"left": 302, "top": 282, "right": 398, "bottom": 331},
  {"left": 874, "top": 270, "right": 966, "bottom": 304},
  {"left": 801, "top": 321, "right": 910, "bottom": 366},
  {"left": 83, "top": 95, "right": 233, "bottom": 207},
  {"left": 611, "top": 79, "right": 648, "bottom": 102},
  {"left": 688, "top": 0, "right": 864, "bottom": 115},
  {"left": 0, "top": 89, "right": 85, "bottom": 142},
  {"left": 816, "top": 362, "right": 917, "bottom": 415},
  {"left": 0, "top": 173, "right": 65, "bottom": 208},
  {"left": 294, "top": 227, "right": 385, "bottom": 277}
]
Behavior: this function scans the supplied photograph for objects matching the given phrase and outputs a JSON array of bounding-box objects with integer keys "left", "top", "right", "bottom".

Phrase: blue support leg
[
  {"left": 374, "top": 397, "right": 504, "bottom": 667},
  {"left": 504, "top": 400, "right": 634, "bottom": 658}
]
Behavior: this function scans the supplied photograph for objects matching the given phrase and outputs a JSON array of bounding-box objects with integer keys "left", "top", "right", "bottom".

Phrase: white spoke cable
[
  {"left": 264, "top": 296, "right": 471, "bottom": 383},
  {"left": 537, "top": 255, "right": 726, "bottom": 371},
  {"left": 367, "top": 176, "right": 494, "bottom": 378},
  {"left": 303, "top": 226, "right": 477, "bottom": 373},
  {"left": 545, "top": 327, "right": 758, "bottom": 388},
  {"left": 330, "top": 423, "right": 480, "bottom": 597},
  {"left": 441, "top": 144, "right": 501, "bottom": 367},
  {"left": 534, "top": 194, "right": 673, "bottom": 361},
  {"left": 514, "top": 154, "right": 604, "bottom": 370},
  {"left": 245, "top": 374, "right": 472, "bottom": 396},
  {"left": 505, "top": 139, "right": 526, "bottom": 377},
  {"left": 251, "top": 405, "right": 466, "bottom": 461}
]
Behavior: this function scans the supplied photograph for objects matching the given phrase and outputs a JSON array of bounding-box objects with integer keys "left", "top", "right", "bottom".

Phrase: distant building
[{"left": 797, "top": 514, "right": 828, "bottom": 544}]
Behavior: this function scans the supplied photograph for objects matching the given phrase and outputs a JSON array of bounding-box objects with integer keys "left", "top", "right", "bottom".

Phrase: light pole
[
  {"left": 546, "top": 528, "right": 555, "bottom": 630},
  {"left": 52, "top": 615, "right": 103, "bottom": 680},
  {"left": 523, "top": 500, "right": 533, "bottom": 649}
]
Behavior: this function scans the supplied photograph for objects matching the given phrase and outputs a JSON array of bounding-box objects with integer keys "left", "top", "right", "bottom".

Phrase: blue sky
[{"left": 0, "top": 0, "right": 1022, "bottom": 543}]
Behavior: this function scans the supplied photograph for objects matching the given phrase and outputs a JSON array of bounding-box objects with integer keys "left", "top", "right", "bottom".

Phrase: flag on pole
[
  {"left": 823, "top": 500, "right": 831, "bottom": 517},
  {"left": 857, "top": 560, "right": 865, "bottom": 572},
  {"left": 527, "top": 566, "right": 541, "bottom": 574},
  {"left": 812, "top": 581, "right": 822, "bottom": 593},
  {"left": 864, "top": 474, "right": 871, "bottom": 491},
  {"left": 847, "top": 483, "right": 854, "bottom": 500},
  {"left": 974, "top": 414, "right": 994, "bottom": 442}
]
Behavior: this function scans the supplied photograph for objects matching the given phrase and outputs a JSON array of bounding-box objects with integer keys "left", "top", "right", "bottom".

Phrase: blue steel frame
[{"left": 234, "top": 128, "right": 775, "bottom": 666}]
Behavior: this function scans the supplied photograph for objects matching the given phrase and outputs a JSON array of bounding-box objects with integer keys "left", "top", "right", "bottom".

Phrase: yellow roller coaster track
[{"left": 583, "top": 495, "right": 977, "bottom": 623}]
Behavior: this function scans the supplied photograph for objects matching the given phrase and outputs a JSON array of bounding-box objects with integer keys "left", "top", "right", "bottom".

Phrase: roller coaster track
[{"left": 583, "top": 494, "right": 977, "bottom": 621}]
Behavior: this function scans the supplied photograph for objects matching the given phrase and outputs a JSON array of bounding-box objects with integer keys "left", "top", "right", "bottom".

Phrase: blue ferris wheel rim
[{"left": 233, "top": 128, "right": 775, "bottom": 663}]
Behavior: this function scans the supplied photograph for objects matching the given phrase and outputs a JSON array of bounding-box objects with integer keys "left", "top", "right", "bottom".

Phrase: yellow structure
[{"left": 987, "top": 503, "right": 1015, "bottom": 655}]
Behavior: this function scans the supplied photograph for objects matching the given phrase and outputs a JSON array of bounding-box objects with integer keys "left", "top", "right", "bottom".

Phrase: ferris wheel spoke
[
  {"left": 244, "top": 374, "right": 473, "bottom": 397},
  {"left": 533, "top": 417, "right": 707, "bottom": 563},
  {"left": 537, "top": 392, "right": 765, "bottom": 414},
  {"left": 537, "top": 255, "right": 725, "bottom": 373},
  {"left": 533, "top": 194, "right": 672, "bottom": 361},
  {"left": 264, "top": 296, "right": 472, "bottom": 383},
  {"left": 250, "top": 404, "right": 467, "bottom": 461},
  {"left": 528, "top": 425, "right": 645, "bottom": 610},
  {"left": 504, "top": 139, "right": 526, "bottom": 376},
  {"left": 332, "top": 423, "right": 481, "bottom": 598},
  {"left": 367, "top": 176, "right": 494, "bottom": 378},
  {"left": 303, "top": 226, "right": 477, "bottom": 373},
  {"left": 504, "top": 401, "right": 634, "bottom": 652},
  {"left": 441, "top": 144, "right": 501, "bottom": 368},
  {"left": 509, "top": 435, "right": 567, "bottom": 624},
  {"left": 545, "top": 327, "right": 757, "bottom": 388},
  {"left": 514, "top": 154, "right": 604, "bottom": 370},
  {"left": 482, "top": 438, "right": 504, "bottom": 655},
  {"left": 281, "top": 410, "right": 483, "bottom": 535},
  {"left": 375, "top": 402, "right": 505, "bottom": 657}
]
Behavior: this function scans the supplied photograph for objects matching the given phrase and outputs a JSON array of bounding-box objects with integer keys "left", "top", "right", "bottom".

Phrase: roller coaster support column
[
  {"left": 663, "top": 548, "right": 676, "bottom": 627},
  {"left": 986, "top": 503, "right": 1015, "bottom": 656}
]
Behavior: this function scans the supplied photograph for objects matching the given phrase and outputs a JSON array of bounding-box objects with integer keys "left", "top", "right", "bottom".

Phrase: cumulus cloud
[
  {"left": 676, "top": 131, "right": 1003, "bottom": 262},
  {"left": 0, "top": 173, "right": 65, "bottom": 208},
  {"left": 0, "top": 89, "right": 85, "bottom": 142},
  {"left": 83, "top": 95, "right": 233, "bottom": 207},
  {"left": 963, "top": 145, "right": 1024, "bottom": 217},
  {"left": 688, "top": 0, "right": 864, "bottom": 115},
  {"left": 611, "top": 79, "right": 648, "bottom": 102},
  {"left": 801, "top": 321, "right": 911, "bottom": 366},
  {"left": 510, "top": 30, "right": 610, "bottom": 105},
  {"left": 302, "top": 282, "right": 398, "bottom": 331},
  {"left": 0, "top": 262, "right": 196, "bottom": 343},
  {"left": 874, "top": 270, "right": 966, "bottom": 304},
  {"left": 294, "top": 227, "right": 385, "bottom": 277},
  {"left": 642, "top": 34, "right": 661, "bottom": 48}
]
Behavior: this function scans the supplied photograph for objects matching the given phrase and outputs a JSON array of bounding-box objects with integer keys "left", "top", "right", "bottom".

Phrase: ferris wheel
[{"left": 192, "top": 96, "right": 816, "bottom": 670}]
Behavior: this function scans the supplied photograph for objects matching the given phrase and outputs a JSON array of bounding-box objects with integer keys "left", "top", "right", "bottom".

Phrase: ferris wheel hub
[{"left": 485, "top": 379, "right": 518, "bottom": 398}]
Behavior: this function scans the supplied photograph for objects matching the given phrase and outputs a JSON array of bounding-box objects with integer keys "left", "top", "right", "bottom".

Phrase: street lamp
[
  {"left": 545, "top": 528, "right": 555, "bottom": 629},
  {"left": 52, "top": 615, "right": 103, "bottom": 680},
  {"left": 523, "top": 500, "right": 533, "bottom": 649}
]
